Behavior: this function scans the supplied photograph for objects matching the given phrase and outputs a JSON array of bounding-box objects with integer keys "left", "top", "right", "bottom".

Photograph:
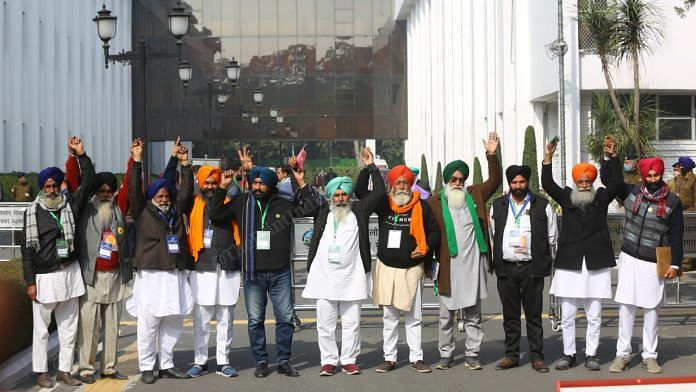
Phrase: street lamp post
[{"left": 93, "top": 2, "right": 191, "bottom": 186}]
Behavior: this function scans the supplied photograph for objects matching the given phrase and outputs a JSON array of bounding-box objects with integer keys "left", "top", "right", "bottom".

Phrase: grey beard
[
  {"left": 92, "top": 196, "right": 115, "bottom": 228},
  {"left": 390, "top": 191, "right": 411, "bottom": 207},
  {"left": 41, "top": 193, "right": 63, "bottom": 210},
  {"left": 570, "top": 187, "right": 596, "bottom": 209},
  {"left": 152, "top": 200, "right": 171, "bottom": 214},
  {"left": 330, "top": 202, "right": 351, "bottom": 223},
  {"left": 445, "top": 185, "right": 467, "bottom": 210}
]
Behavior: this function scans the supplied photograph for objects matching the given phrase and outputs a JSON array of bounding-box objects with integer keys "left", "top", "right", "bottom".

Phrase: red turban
[
  {"left": 196, "top": 166, "right": 222, "bottom": 187},
  {"left": 638, "top": 158, "right": 664, "bottom": 179},
  {"left": 571, "top": 163, "right": 597, "bottom": 182},
  {"left": 387, "top": 165, "right": 415, "bottom": 186}
]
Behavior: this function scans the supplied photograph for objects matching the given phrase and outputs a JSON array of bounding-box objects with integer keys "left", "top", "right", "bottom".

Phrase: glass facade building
[{"left": 133, "top": 0, "right": 406, "bottom": 146}]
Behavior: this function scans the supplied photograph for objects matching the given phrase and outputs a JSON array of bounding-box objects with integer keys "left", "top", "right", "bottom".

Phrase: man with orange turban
[
  {"left": 356, "top": 164, "right": 440, "bottom": 374},
  {"left": 542, "top": 139, "right": 622, "bottom": 372},
  {"left": 600, "top": 155, "right": 683, "bottom": 374},
  {"left": 185, "top": 165, "right": 242, "bottom": 378}
]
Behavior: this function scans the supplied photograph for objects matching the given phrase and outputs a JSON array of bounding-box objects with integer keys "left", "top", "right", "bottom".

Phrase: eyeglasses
[{"left": 449, "top": 176, "right": 466, "bottom": 184}]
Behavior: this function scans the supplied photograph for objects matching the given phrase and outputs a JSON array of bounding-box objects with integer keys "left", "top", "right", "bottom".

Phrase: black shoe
[
  {"left": 555, "top": 354, "right": 576, "bottom": 371},
  {"left": 277, "top": 361, "right": 299, "bottom": 377},
  {"left": 102, "top": 371, "right": 128, "bottom": 380},
  {"left": 254, "top": 362, "right": 270, "bottom": 378},
  {"left": 159, "top": 367, "right": 190, "bottom": 379},
  {"left": 141, "top": 371, "right": 156, "bottom": 384},
  {"left": 79, "top": 373, "right": 96, "bottom": 384}
]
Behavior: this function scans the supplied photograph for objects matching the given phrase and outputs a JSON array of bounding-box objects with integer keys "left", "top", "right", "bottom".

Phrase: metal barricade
[
  {"left": 290, "top": 215, "right": 440, "bottom": 313},
  {"left": 0, "top": 203, "right": 30, "bottom": 261}
]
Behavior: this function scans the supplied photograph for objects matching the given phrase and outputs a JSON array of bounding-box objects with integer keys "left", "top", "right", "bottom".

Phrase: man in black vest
[
  {"left": 489, "top": 165, "right": 557, "bottom": 373},
  {"left": 601, "top": 157, "right": 682, "bottom": 374}
]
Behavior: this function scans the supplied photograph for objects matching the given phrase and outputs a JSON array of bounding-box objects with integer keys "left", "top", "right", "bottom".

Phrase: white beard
[
  {"left": 93, "top": 196, "right": 115, "bottom": 229},
  {"left": 445, "top": 184, "right": 467, "bottom": 210},
  {"left": 330, "top": 201, "right": 352, "bottom": 223},
  {"left": 41, "top": 193, "right": 63, "bottom": 210},
  {"left": 152, "top": 200, "right": 171, "bottom": 214},
  {"left": 570, "top": 187, "right": 597, "bottom": 209},
  {"left": 390, "top": 190, "right": 411, "bottom": 207}
]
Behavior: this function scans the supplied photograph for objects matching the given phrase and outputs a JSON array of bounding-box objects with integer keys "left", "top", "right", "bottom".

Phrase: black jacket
[
  {"left": 490, "top": 192, "right": 553, "bottom": 278},
  {"left": 208, "top": 183, "right": 317, "bottom": 272},
  {"left": 192, "top": 199, "right": 242, "bottom": 272},
  {"left": 541, "top": 157, "right": 621, "bottom": 270},
  {"left": 306, "top": 164, "right": 385, "bottom": 273},
  {"left": 22, "top": 154, "right": 96, "bottom": 285}
]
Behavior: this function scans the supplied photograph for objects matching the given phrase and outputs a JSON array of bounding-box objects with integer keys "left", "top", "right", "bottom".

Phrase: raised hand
[
  {"left": 362, "top": 147, "right": 374, "bottom": 166},
  {"left": 289, "top": 156, "right": 306, "bottom": 187},
  {"left": 68, "top": 136, "right": 85, "bottom": 156},
  {"left": 220, "top": 170, "right": 234, "bottom": 189},
  {"left": 238, "top": 147, "right": 253, "bottom": 172},
  {"left": 482, "top": 131, "right": 499, "bottom": 155},
  {"left": 171, "top": 136, "right": 182, "bottom": 157},
  {"left": 131, "top": 138, "right": 144, "bottom": 162},
  {"left": 603, "top": 136, "right": 617, "bottom": 157}
]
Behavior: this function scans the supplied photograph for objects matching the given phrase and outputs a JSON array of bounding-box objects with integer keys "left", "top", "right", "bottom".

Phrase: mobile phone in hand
[{"left": 549, "top": 136, "right": 559, "bottom": 147}]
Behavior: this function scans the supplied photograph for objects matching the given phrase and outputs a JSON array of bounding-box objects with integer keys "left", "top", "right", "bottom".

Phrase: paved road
[{"left": 14, "top": 269, "right": 696, "bottom": 392}]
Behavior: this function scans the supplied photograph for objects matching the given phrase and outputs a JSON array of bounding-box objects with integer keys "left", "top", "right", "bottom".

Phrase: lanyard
[
  {"left": 509, "top": 194, "right": 530, "bottom": 228},
  {"left": 333, "top": 217, "right": 339, "bottom": 240},
  {"left": 156, "top": 210, "right": 175, "bottom": 233},
  {"left": 256, "top": 200, "right": 270, "bottom": 229},
  {"left": 48, "top": 211, "right": 63, "bottom": 235}
]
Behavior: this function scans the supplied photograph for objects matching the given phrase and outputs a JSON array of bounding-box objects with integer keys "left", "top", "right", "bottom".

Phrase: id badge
[
  {"left": 509, "top": 229, "right": 522, "bottom": 247},
  {"left": 387, "top": 230, "right": 402, "bottom": 249},
  {"left": 203, "top": 229, "right": 214, "bottom": 248},
  {"left": 102, "top": 231, "right": 118, "bottom": 251},
  {"left": 328, "top": 243, "right": 341, "bottom": 263},
  {"left": 98, "top": 241, "right": 113, "bottom": 260},
  {"left": 56, "top": 239, "right": 69, "bottom": 258},
  {"left": 167, "top": 235, "right": 180, "bottom": 254},
  {"left": 256, "top": 231, "right": 271, "bottom": 250}
]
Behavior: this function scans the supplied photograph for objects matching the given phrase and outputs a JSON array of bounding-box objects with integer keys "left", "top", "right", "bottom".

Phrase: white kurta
[
  {"left": 550, "top": 257, "right": 612, "bottom": 299},
  {"left": 126, "top": 269, "right": 194, "bottom": 318},
  {"left": 189, "top": 267, "right": 241, "bottom": 306},
  {"left": 36, "top": 260, "right": 85, "bottom": 303},
  {"left": 302, "top": 211, "right": 368, "bottom": 301},
  {"left": 614, "top": 252, "right": 665, "bottom": 309},
  {"left": 440, "top": 205, "right": 487, "bottom": 310}
]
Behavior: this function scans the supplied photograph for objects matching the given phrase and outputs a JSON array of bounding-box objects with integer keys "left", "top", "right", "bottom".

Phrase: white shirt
[{"left": 490, "top": 193, "right": 557, "bottom": 262}]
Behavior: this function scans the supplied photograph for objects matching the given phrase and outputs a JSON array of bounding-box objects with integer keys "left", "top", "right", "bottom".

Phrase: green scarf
[{"left": 440, "top": 190, "right": 488, "bottom": 258}]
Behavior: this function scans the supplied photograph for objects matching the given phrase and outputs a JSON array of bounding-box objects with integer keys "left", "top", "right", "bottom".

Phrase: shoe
[
  {"left": 186, "top": 364, "right": 209, "bottom": 378},
  {"left": 585, "top": 356, "right": 601, "bottom": 371},
  {"left": 79, "top": 373, "right": 96, "bottom": 384},
  {"left": 278, "top": 361, "right": 299, "bottom": 377},
  {"left": 464, "top": 356, "right": 483, "bottom": 370},
  {"left": 411, "top": 360, "right": 432, "bottom": 373},
  {"left": 57, "top": 371, "right": 82, "bottom": 386},
  {"left": 642, "top": 358, "right": 662, "bottom": 374},
  {"left": 531, "top": 358, "right": 549, "bottom": 373},
  {"left": 160, "top": 367, "right": 190, "bottom": 379},
  {"left": 555, "top": 354, "right": 576, "bottom": 371},
  {"left": 36, "top": 373, "right": 53, "bottom": 388},
  {"left": 495, "top": 357, "right": 519, "bottom": 370},
  {"left": 141, "top": 371, "right": 156, "bottom": 384},
  {"left": 435, "top": 357, "right": 453, "bottom": 370},
  {"left": 342, "top": 364, "right": 361, "bottom": 375},
  {"left": 102, "top": 371, "right": 128, "bottom": 380},
  {"left": 216, "top": 365, "right": 238, "bottom": 377},
  {"left": 609, "top": 356, "right": 630, "bottom": 373},
  {"left": 319, "top": 364, "right": 336, "bottom": 376},
  {"left": 375, "top": 361, "right": 396, "bottom": 373},
  {"left": 254, "top": 362, "right": 269, "bottom": 378}
]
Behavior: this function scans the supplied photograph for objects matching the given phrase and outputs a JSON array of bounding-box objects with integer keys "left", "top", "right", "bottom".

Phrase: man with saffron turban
[
  {"left": 429, "top": 132, "right": 501, "bottom": 371},
  {"left": 301, "top": 147, "right": 385, "bottom": 376},
  {"left": 126, "top": 138, "right": 195, "bottom": 384},
  {"left": 542, "top": 139, "right": 621, "bottom": 372},
  {"left": 185, "top": 164, "right": 243, "bottom": 378},
  {"left": 356, "top": 163, "right": 440, "bottom": 374},
  {"left": 600, "top": 156, "right": 683, "bottom": 374},
  {"left": 211, "top": 149, "right": 317, "bottom": 378}
]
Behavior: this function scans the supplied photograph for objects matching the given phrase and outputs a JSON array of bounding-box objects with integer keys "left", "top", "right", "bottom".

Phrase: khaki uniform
[
  {"left": 11, "top": 182, "right": 33, "bottom": 202},
  {"left": 672, "top": 171, "right": 696, "bottom": 211}
]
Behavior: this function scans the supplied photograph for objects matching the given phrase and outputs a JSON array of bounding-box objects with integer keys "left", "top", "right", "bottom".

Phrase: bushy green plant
[
  {"left": 473, "top": 157, "right": 483, "bottom": 185},
  {"left": 420, "top": 154, "right": 430, "bottom": 188},
  {"left": 434, "top": 162, "right": 443, "bottom": 193},
  {"left": 522, "top": 126, "right": 540, "bottom": 194},
  {"left": 0, "top": 260, "right": 35, "bottom": 363}
]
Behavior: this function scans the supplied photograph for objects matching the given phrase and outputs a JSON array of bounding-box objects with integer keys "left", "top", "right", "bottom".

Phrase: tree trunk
[
  {"left": 600, "top": 55, "right": 638, "bottom": 155},
  {"left": 632, "top": 47, "right": 642, "bottom": 157}
]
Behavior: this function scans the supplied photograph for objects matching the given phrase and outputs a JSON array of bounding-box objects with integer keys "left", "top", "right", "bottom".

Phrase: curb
[{"left": 0, "top": 331, "right": 59, "bottom": 390}]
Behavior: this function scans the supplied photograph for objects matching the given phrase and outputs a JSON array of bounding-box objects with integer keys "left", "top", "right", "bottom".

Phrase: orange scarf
[
  {"left": 388, "top": 192, "right": 427, "bottom": 255},
  {"left": 188, "top": 195, "right": 241, "bottom": 262}
]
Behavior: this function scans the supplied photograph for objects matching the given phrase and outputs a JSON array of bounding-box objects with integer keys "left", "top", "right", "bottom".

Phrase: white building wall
[{"left": 0, "top": 0, "right": 131, "bottom": 173}]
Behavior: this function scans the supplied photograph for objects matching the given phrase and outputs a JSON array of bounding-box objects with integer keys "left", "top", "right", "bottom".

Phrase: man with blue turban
[
  {"left": 667, "top": 156, "right": 696, "bottom": 211},
  {"left": 211, "top": 148, "right": 318, "bottom": 378},
  {"left": 23, "top": 137, "right": 96, "bottom": 388},
  {"left": 301, "top": 148, "right": 385, "bottom": 376}
]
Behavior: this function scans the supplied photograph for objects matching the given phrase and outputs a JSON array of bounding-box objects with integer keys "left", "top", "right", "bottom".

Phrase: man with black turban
[
  {"left": 489, "top": 163, "right": 557, "bottom": 373},
  {"left": 22, "top": 136, "right": 95, "bottom": 388},
  {"left": 428, "top": 132, "right": 501, "bottom": 371},
  {"left": 211, "top": 148, "right": 318, "bottom": 378}
]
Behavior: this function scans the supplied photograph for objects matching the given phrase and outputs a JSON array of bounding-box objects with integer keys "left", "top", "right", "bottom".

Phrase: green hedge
[{"left": 0, "top": 260, "right": 34, "bottom": 363}]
